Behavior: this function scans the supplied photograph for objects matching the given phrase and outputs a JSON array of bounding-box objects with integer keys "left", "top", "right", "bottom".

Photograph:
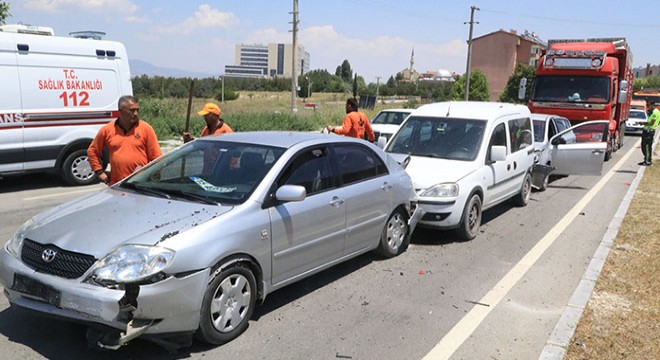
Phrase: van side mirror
[{"left": 489, "top": 145, "right": 507, "bottom": 162}]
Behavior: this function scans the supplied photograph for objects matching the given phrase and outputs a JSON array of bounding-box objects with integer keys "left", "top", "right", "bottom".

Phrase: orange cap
[{"left": 198, "top": 103, "right": 221, "bottom": 116}]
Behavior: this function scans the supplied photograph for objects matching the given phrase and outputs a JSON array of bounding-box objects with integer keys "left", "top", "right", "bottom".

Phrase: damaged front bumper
[{"left": 0, "top": 248, "right": 209, "bottom": 347}]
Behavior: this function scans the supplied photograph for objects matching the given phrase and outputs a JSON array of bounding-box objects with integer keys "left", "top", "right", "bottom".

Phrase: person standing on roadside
[
  {"left": 88, "top": 95, "right": 162, "bottom": 185},
  {"left": 183, "top": 103, "right": 233, "bottom": 143},
  {"left": 326, "top": 97, "right": 375, "bottom": 142},
  {"left": 639, "top": 99, "right": 660, "bottom": 166}
]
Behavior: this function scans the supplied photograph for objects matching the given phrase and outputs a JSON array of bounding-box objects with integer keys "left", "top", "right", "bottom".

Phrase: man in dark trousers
[{"left": 639, "top": 99, "right": 660, "bottom": 166}]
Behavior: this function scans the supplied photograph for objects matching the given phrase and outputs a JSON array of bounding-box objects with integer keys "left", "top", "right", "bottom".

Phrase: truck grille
[{"left": 21, "top": 239, "right": 97, "bottom": 279}]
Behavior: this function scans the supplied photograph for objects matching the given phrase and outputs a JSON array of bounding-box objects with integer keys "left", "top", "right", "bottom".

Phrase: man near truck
[
  {"left": 639, "top": 99, "right": 660, "bottom": 166},
  {"left": 88, "top": 95, "right": 162, "bottom": 185},
  {"left": 326, "top": 98, "right": 375, "bottom": 142}
]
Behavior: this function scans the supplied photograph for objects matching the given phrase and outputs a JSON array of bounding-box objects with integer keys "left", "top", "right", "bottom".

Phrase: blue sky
[{"left": 8, "top": 0, "right": 659, "bottom": 82}]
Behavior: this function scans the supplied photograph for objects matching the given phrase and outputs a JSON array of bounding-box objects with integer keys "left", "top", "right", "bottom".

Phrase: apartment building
[{"left": 225, "top": 43, "right": 310, "bottom": 78}]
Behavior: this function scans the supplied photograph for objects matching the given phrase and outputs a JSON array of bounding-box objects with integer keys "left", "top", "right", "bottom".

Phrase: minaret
[{"left": 409, "top": 47, "right": 415, "bottom": 81}]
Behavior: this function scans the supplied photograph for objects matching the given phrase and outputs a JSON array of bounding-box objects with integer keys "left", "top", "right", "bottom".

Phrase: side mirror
[
  {"left": 551, "top": 137, "right": 567, "bottom": 146},
  {"left": 618, "top": 80, "right": 629, "bottom": 104},
  {"left": 275, "top": 185, "right": 306, "bottom": 202},
  {"left": 489, "top": 145, "right": 507, "bottom": 162},
  {"left": 377, "top": 136, "right": 387, "bottom": 149},
  {"left": 518, "top": 78, "right": 528, "bottom": 100}
]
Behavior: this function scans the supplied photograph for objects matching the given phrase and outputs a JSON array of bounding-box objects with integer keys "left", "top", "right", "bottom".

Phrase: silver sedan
[{"left": 0, "top": 131, "right": 418, "bottom": 350}]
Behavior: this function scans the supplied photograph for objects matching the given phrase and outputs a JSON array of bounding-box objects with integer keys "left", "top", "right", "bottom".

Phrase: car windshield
[
  {"left": 386, "top": 116, "right": 485, "bottom": 161},
  {"left": 371, "top": 111, "right": 410, "bottom": 125},
  {"left": 532, "top": 75, "right": 610, "bottom": 104},
  {"left": 121, "top": 140, "right": 285, "bottom": 205},
  {"left": 533, "top": 119, "right": 546, "bottom": 142},
  {"left": 629, "top": 110, "right": 647, "bottom": 119}
]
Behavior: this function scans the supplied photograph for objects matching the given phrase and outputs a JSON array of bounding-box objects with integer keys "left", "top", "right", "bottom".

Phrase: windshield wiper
[
  {"left": 164, "top": 189, "right": 219, "bottom": 205},
  {"left": 121, "top": 182, "right": 171, "bottom": 199}
]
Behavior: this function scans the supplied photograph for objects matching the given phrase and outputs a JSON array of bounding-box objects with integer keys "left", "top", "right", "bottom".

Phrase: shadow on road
[{"left": 0, "top": 173, "right": 76, "bottom": 194}]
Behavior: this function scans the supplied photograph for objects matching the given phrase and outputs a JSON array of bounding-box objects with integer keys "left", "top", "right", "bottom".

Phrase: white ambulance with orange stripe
[{"left": 0, "top": 24, "right": 132, "bottom": 185}]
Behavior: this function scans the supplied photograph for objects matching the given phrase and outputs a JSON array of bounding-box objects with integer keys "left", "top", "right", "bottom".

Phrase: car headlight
[
  {"left": 420, "top": 183, "right": 459, "bottom": 197},
  {"left": 6, "top": 219, "right": 33, "bottom": 257},
  {"left": 90, "top": 245, "right": 175, "bottom": 284}
]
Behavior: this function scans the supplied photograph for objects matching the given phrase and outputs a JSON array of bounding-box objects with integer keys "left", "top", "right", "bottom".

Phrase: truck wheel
[
  {"left": 62, "top": 149, "right": 97, "bottom": 186},
  {"left": 455, "top": 194, "right": 482, "bottom": 241}
]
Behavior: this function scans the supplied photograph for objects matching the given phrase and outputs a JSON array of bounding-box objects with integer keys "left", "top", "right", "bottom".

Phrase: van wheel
[
  {"left": 195, "top": 263, "right": 256, "bottom": 345},
  {"left": 375, "top": 208, "right": 410, "bottom": 258},
  {"left": 513, "top": 172, "right": 532, "bottom": 206},
  {"left": 455, "top": 194, "right": 481, "bottom": 241},
  {"left": 62, "top": 149, "right": 96, "bottom": 186}
]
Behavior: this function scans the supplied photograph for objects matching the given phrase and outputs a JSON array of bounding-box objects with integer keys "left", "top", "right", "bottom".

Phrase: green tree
[
  {"left": 634, "top": 75, "right": 660, "bottom": 92},
  {"left": 499, "top": 64, "right": 536, "bottom": 104},
  {"left": 451, "top": 69, "right": 490, "bottom": 101},
  {"left": 0, "top": 1, "right": 11, "bottom": 25},
  {"left": 335, "top": 59, "right": 353, "bottom": 82}
]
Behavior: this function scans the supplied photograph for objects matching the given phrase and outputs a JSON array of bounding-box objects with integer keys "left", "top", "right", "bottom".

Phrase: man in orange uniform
[
  {"left": 182, "top": 103, "right": 233, "bottom": 143},
  {"left": 326, "top": 98, "right": 375, "bottom": 142},
  {"left": 87, "top": 95, "right": 162, "bottom": 185}
]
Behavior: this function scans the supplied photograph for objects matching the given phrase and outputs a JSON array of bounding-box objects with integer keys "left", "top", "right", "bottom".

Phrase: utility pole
[
  {"left": 463, "top": 5, "right": 479, "bottom": 101},
  {"left": 290, "top": 0, "right": 299, "bottom": 113},
  {"left": 375, "top": 76, "right": 381, "bottom": 102}
]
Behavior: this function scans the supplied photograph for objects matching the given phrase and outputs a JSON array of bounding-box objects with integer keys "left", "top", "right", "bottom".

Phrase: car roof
[
  {"left": 197, "top": 131, "right": 369, "bottom": 148},
  {"left": 411, "top": 101, "right": 530, "bottom": 120},
  {"left": 376, "top": 109, "right": 411, "bottom": 113},
  {"left": 530, "top": 113, "right": 568, "bottom": 121}
]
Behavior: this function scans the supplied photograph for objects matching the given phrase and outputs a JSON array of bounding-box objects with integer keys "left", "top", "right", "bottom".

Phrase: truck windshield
[{"left": 532, "top": 76, "right": 610, "bottom": 104}]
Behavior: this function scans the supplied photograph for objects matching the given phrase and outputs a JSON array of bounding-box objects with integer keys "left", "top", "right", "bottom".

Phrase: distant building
[
  {"left": 398, "top": 47, "right": 420, "bottom": 82},
  {"left": 471, "top": 29, "right": 546, "bottom": 101},
  {"left": 419, "top": 69, "right": 457, "bottom": 82},
  {"left": 224, "top": 43, "right": 310, "bottom": 78},
  {"left": 633, "top": 63, "right": 660, "bottom": 79}
]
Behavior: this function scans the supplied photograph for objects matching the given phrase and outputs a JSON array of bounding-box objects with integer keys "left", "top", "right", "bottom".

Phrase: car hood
[
  {"left": 372, "top": 124, "right": 401, "bottom": 135},
  {"left": 398, "top": 154, "right": 480, "bottom": 190},
  {"left": 26, "top": 188, "right": 232, "bottom": 258}
]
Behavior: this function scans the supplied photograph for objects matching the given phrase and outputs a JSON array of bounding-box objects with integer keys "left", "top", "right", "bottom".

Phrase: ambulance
[{"left": 0, "top": 24, "right": 132, "bottom": 185}]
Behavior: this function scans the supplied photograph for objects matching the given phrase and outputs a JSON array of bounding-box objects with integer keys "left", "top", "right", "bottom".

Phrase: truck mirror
[
  {"left": 518, "top": 78, "right": 528, "bottom": 100},
  {"left": 618, "top": 80, "right": 629, "bottom": 104}
]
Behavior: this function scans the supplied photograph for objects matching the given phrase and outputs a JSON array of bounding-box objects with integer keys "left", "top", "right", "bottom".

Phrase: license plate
[{"left": 12, "top": 273, "right": 61, "bottom": 307}]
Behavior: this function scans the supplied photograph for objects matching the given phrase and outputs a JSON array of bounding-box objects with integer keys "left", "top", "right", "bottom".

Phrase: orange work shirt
[
  {"left": 333, "top": 111, "right": 375, "bottom": 142},
  {"left": 201, "top": 121, "right": 233, "bottom": 137},
  {"left": 88, "top": 119, "right": 162, "bottom": 185}
]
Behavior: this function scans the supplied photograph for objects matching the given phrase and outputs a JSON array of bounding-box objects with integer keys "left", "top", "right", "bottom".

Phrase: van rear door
[
  {"left": 0, "top": 33, "right": 24, "bottom": 172},
  {"left": 548, "top": 120, "right": 609, "bottom": 175}
]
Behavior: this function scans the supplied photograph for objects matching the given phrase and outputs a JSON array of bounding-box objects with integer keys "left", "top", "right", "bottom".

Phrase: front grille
[{"left": 21, "top": 239, "right": 97, "bottom": 279}]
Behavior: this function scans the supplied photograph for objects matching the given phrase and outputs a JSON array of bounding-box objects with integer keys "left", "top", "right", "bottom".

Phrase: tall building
[
  {"left": 470, "top": 29, "right": 546, "bottom": 101},
  {"left": 224, "top": 43, "right": 310, "bottom": 78}
]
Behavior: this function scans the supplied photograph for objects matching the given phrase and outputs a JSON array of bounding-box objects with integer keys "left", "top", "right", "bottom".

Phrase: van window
[{"left": 508, "top": 117, "right": 533, "bottom": 152}]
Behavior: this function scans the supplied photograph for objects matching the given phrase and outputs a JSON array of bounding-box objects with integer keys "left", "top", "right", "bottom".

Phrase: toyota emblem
[{"left": 42, "top": 249, "right": 57, "bottom": 263}]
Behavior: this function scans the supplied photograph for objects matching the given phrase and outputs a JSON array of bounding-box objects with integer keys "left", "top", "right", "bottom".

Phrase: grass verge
[{"left": 564, "top": 148, "right": 660, "bottom": 360}]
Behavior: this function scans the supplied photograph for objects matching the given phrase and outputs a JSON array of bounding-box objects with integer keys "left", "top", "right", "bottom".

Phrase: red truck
[{"left": 528, "top": 38, "right": 634, "bottom": 160}]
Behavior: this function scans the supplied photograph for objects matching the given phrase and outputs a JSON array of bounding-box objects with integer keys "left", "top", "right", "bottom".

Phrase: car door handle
[
  {"left": 381, "top": 182, "right": 392, "bottom": 191},
  {"left": 330, "top": 197, "right": 345, "bottom": 207},
  {"left": 592, "top": 150, "right": 604, "bottom": 155}
]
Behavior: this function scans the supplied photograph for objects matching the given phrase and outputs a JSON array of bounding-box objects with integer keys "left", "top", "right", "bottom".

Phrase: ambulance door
[
  {"left": 0, "top": 34, "right": 24, "bottom": 172},
  {"left": 549, "top": 121, "right": 609, "bottom": 175}
]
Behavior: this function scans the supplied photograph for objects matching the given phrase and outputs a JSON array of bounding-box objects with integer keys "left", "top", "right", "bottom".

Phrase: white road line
[
  {"left": 422, "top": 142, "right": 638, "bottom": 360},
  {"left": 23, "top": 186, "right": 103, "bottom": 201}
]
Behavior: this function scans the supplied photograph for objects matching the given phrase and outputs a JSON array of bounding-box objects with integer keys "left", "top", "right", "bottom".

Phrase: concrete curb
[{"left": 538, "top": 137, "right": 655, "bottom": 360}]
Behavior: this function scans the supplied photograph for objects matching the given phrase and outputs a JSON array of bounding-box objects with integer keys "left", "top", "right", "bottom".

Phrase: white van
[
  {"left": 384, "top": 101, "right": 608, "bottom": 240},
  {"left": 0, "top": 25, "right": 132, "bottom": 185}
]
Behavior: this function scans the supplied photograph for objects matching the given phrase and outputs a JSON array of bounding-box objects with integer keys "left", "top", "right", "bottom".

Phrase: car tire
[
  {"left": 537, "top": 173, "right": 549, "bottom": 191},
  {"left": 62, "top": 149, "right": 97, "bottom": 186},
  {"left": 455, "top": 194, "right": 482, "bottom": 241},
  {"left": 375, "top": 208, "right": 410, "bottom": 258},
  {"left": 195, "top": 263, "right": 257, "bottom": 345},
  {"left": 513, "top": 172, "right": 532, "bottom": 207}
]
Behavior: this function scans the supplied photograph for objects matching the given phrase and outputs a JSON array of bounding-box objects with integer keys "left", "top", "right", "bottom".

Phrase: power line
[{"left": 480, "top": 8, "right": 660, "bottom": 28}]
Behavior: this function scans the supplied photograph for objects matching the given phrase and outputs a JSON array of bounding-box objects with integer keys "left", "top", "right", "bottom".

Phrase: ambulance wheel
[{"left": 62, "top": 149, "right": 97, "bottom": 186}]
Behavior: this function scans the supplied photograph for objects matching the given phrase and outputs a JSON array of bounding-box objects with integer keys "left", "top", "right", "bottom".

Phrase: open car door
[{"left": 549, "top": 120, "right": 609, "bottom": 175}]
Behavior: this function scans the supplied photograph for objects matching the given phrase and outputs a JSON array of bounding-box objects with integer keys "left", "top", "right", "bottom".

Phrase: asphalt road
[{"left": 0, "top": 136, "right": 644, "bottom": 360}]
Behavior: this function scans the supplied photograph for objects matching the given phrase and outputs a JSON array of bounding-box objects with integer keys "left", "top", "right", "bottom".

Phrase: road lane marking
[
  {"left": 422, "top": 141, "right": 638, "bottom": 360},
  {"left": 24, "top": 186, "right": 103, "bottom": 201}
]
